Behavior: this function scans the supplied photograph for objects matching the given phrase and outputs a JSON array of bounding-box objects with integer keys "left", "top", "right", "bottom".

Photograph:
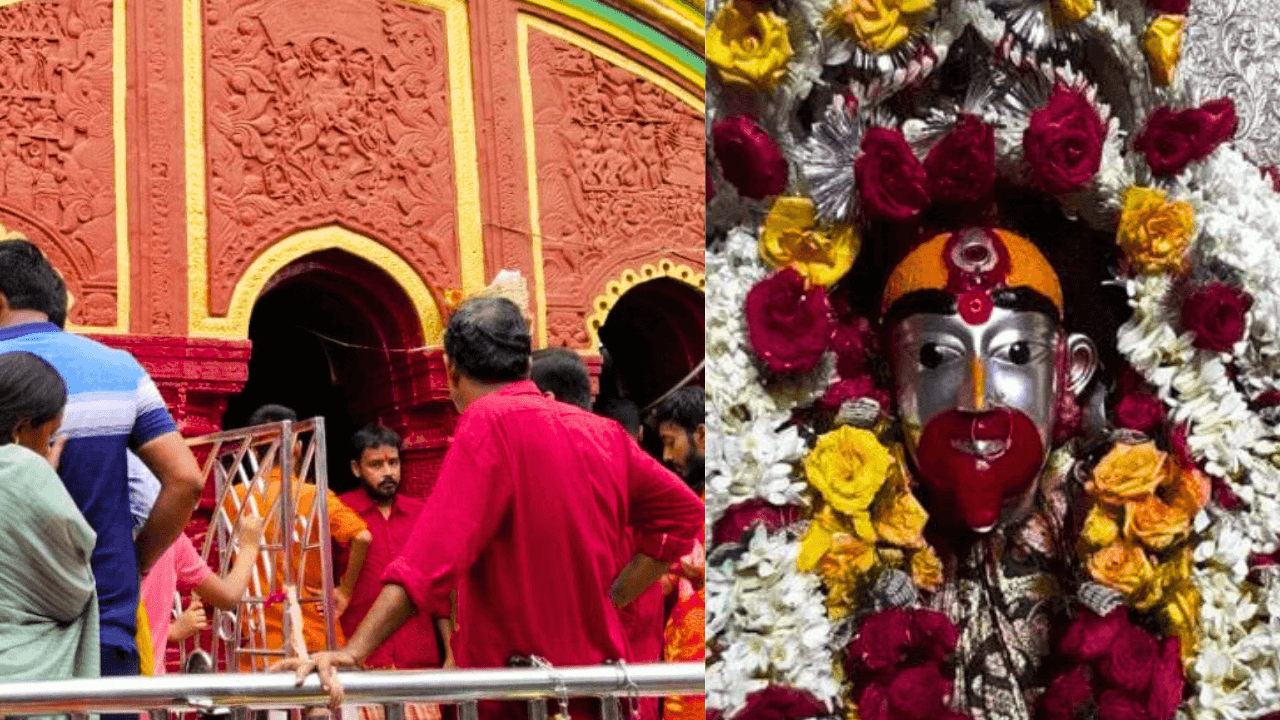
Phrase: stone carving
[
  {"left": 0, "top": 0, "right": 117, "bottom": 326},
  {"left": 203, "top": 0, "right": 459, "bottom": 315},
  {"left": 526, "top": 30, "right": 704, "bottom": 348},
  {"left": 1183, "top": 0, "right": 1280, "bottom": 167}
]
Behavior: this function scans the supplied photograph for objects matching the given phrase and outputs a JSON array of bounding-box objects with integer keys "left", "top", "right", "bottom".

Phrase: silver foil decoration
[
  {"left": 1077, "top": 581, "right": 1126, "bottom": 617},
  {"left": 988, "top": 0, "right": 1089, "bottom": 67},
  {"left": 873, "top": 568, "right": 919, "bottom": 608},
  {"left": 796, "top": 94, "right": 864, "bottom": 224},
  {"left": 835, "top": 397, "right": 883, "bottom": 428}
]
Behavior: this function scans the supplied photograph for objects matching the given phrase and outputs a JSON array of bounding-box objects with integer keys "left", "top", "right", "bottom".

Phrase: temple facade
[{"left": 5, "top": 0, "right": 705, "bottom": 495}]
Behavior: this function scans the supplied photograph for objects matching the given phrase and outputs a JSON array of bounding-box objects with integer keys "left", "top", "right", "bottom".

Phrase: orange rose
[
  {"left": 1123, "top": 495, "right": 1191, "bottom": 551},
  {"left": 911, "top": 546, "right": 942, "bottom": 592},
  {"left": 1088, "top": 540, "right": 1155, "bottom": 600},
  {"left": 1090, "top": 441, "right": 1168, "bottom": 505},
  {"left": 1169, "top": 463, "right": 1210, "bottom": 515}
]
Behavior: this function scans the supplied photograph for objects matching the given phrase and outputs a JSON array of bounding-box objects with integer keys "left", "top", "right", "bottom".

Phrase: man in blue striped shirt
[{"left": 0, "top": 239, "right": 203, "bottom": 686}]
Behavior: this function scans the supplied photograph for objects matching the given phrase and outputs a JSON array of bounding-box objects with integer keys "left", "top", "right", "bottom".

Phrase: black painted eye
[
  {"left": 920, "top": 343, "right": 945, "bottom": 369},
  {"left": 1008, "top": 341, "right": 1031, "bottom": 365}
]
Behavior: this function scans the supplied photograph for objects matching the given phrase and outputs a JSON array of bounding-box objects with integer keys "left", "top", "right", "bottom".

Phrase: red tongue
[{"left": 970, "top": 411, "right": 1011, "bottom": 441}]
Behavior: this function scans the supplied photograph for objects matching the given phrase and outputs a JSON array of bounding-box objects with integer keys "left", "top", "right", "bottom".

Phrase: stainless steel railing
[{"left": 0, "top": 663, "right": 704, "bottom": 716}]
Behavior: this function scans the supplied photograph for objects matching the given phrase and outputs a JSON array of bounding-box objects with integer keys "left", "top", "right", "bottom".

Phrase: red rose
[
  {"left": 831, "top": 316, "right": 875, "bottom": 379},
  {"left": 817, "top": 376, "right": 889, "bottom": 415},
  {"left": 1136, "top": 100, "right": 1237, "bottom": 177},
  {"left": 1060, "top": 608, "right": 1128, "bottom": 663},
  {"left": 885, "top": 665, "right": 950, "bottom": 720},
  {"left": 734, "top": 685, "right": 828, "bottom": 720},
  {"left": 1114, "top": 391, "right": 1166, "bottom": 435},
  {"left": 712, "top": 499, "right": 802, "bottom": 546},
  {"left": 1039, "top": 665, "right": 1095, "bottom": 720},
  {"left": 1180, "top": 283, "right": 1252, "bottom": 352},
  {"left": 1212, "top": 476, "right": 1247, "bottom": 511},
  {"left": 1023, "top": 86, "right": 1106, "bottom": 194},
  {"left": 713, "top": 115, "right": 789, "bottom": 200},
  {"left": 1145, "top": 0, "right": 1188, "bottom": 11},
  {"left": 847, "top": 608, "right": 959, "bottom": 675},
  {"left": 745, "top": 268, "right": 834, "bottom": 373},
  {"left": 1096, "top": 690, "right": 1152, "bottom": 720},
  {"left": 1099, "top": 624, "right": 1160, "bottom": 694},
  {"left": 856, "top": 128, "right": 930, "bottom": 221},
  {"left": 1199, "top": 98, "right": 1238, "bottom": 149},
  {"left": 924, "top": 115, "right": 996, "bottom": 205},
  {"left": 1146, "top": 637, "right": 1183, "bottom": 720},
  {"left": 857, "top": 683, "right": 891, "bottom": 720}
]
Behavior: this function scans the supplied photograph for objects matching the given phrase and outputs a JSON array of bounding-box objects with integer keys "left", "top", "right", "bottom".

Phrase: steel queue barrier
[{"left": 0, "top": 662, "right": 705, "bottom": 718}]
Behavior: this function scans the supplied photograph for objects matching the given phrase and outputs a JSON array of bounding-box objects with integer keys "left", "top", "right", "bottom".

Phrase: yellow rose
[
  {"left": 707, "top": 3, "right": 793, "bottom": 91},
  {"left": 1144, "top": 15, "right": 1185, "bottom": 87},
  {"left": 1088, "top": 540, "right": 1155, "bottom": 600},
  {"left": 818, "top": 533, "right": 877, "bottom": 618},
  {"left": 1081, "top": 504, "right": 1121, "bottom": 549},
  {"left": 871, "top": 484, "right": 928, "bottom": 549},
  {"left": 1123, "top": 495, "right": 1191, "bottom": 551},
  {"left": 1091, "top": 441, "right": 1169, "bottom": 505},
  {"left": 911, "top": 546, "right": 943, "bottom": 592},
  {"left": 1116, "top": 187, "right": 1195, "bottom": 274},
  {"left": 760, "top": 197, "right": 859, "bottom": 287},
  {"left": 830, "top": 0, "right": 933, "bottom": 54},
  {"left": 798, "top": 505, "right": 844, "bottom": 572},
  {"left": 804, "top": 427, "right": 893, "bottom": 538},
  {"left": 1052, "top": 0, "right": 1094, "bottom": 25},
  {"left": 1161, "top": 578, "right": 1201, "bottom": 661}
]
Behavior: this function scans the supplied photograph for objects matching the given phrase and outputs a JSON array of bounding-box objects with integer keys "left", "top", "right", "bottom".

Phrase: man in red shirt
[
  {"left": 280, "top": 297, "right": 704, "bottom": 720},
  {"left": 338, "top": 424, "right": 447, "bottom": 670}
]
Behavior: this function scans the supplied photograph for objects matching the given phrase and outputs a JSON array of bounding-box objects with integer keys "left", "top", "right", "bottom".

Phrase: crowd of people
[{"left": 0, "top": 237, "right": 706, "bottom": 720}]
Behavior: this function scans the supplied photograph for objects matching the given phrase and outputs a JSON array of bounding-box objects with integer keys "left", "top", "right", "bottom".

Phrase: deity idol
[{"left": 880, "top": 227, "right": 1100, "bottom": 718}]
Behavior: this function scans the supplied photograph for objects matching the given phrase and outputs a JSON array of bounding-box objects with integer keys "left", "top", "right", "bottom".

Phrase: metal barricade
[
  {"left": 183, "top": 418, "right": 337, "bottom": 673},
  {"left": 0, "top": 663, "right": 705, "bottom": 718}
]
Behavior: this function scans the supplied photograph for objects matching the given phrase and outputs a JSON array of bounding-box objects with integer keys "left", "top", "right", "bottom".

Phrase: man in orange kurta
[{"left": 225, "top": 405, "right": 371, "bottom": 670}]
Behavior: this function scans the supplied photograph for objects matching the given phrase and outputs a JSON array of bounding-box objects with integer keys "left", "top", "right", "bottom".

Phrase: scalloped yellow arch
[
  {"left": 191, "top": 225, "right": 443, "bottom": 344},
  {"left": 585, "top": 259, "right": 704, "bottom": 350}
]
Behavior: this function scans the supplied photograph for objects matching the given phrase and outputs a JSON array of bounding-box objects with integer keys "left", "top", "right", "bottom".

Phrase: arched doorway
[
  {"left": 596, "top": 277, "right": 704, "bottom": 412},
  {"left": 222, "top": 248, "right": 426, "bottom": 495}
]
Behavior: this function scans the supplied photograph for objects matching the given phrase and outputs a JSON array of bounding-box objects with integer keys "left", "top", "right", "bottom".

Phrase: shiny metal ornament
[{"left": 796, "top": 95, "right": 863, "bottom": 224}]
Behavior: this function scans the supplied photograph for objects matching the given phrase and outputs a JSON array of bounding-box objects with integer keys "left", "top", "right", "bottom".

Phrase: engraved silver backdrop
[{"left": 1183, "top": 0, "right": 1280, "bottom": 166}]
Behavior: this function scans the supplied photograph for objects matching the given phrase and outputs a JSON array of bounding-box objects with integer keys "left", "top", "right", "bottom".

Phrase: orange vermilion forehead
[{"left": 880, "top": 229, "right": 1064, "bottom": 315}]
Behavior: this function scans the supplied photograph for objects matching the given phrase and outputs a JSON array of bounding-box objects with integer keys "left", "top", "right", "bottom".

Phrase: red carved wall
[{"left": 7, "top": 0, "right": 703, "bottom": 500}]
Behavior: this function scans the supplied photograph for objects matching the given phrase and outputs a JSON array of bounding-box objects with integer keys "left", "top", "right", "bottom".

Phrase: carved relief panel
[
  {"left": 202, "top": 0, "right": 460, "bottom": 316},
  {"left": 525, "top": 25, "right": 704, "bottom": 349},
  {"left": 0, "top": 0, "right": 118, "bottom": 327}
]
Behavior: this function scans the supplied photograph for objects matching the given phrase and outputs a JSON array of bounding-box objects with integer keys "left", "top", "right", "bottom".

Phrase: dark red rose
[
  {"left": 1136, "top": 100, "right": 1237, "bottom": 177},
  {"left": 885, "top": 665, "right": 950, "bottom": 720},
  {"left": 1100, "top": 624, "right": 1160, "bottom": 694},
  {"left": 1198, "top": 98, "right": 1238, "bottom": 149},
  {"left": 1115, "top": 391, "right": 1166, "bottom": 435},
  {"left": 712, "top": 499, "right": 802, "bottom": 546},
  {"left": 1039, "top": 665, "right": 1095, "bottom": 720},
  {"left": 745, "top": 268, "right": 834, "bottom": 373},
  {"left": 856, "top": 128, "right": 930, "bottom": 221},
  {"left": 713, "top": 115, "right": 789, "bottom": 200},
  {"left": 817, "top": 376, "right": 890, "bottom": 415},
  {"left": 1060, "top": 608, "right": 1129, "bottom": 663},
  {"left": 848, "top": 608, "right": 916, "bottom": 674},
  {"left": 1145, "top": 0, "right": 1189, "bottom": 12},
  {"left": 847, "top": 608, "right": 959, "bottom": 675},
  {"left": 1146, "top": 637, "right": 1183, "bottom": 720},
  {"left": 831, "top": 317, "right": 874, "bottom": 378},
  {"left": 925, "top": 115, "right": 996, "bottom": 205},
  {"left": 1096, "top": 690, "right": 1153, "bottom": 720},
  {"left": 1211, "top": 476, "right": 1247, "bottom": 511},
  {"left": 1023, "top": 86, "right": 1107, "bottom": 194},
  {"left": 1255, "top": 389, "right": 1280, "bottom": 408},
  {"left": 857, "top": 683, "right": 891, "bottom": 720},
  {"left": 733, "top": 685, "right": 828, "bottom": 720},
  {"left": 1180, "top": 283, "right": 1253, "bottom": 352}
]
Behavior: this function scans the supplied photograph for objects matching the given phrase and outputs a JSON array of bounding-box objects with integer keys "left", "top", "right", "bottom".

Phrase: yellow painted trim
[
  {"left": 184, "top": 0, "right": 481, "bottom": 337},
  {"left": 584, "top": 259, "right": 704, "bottom": 350},
  {"left": 64, "top": 0, "right": 128, "bottom": 334},
  {"left": 523, "top": 0, "right": 704, "bottom": 89},
  {"left": 610, "top": 0, "right": 704, "bottom": 50},
  {"left": 516, "top": 19, "right": 548, "bottom": 348},
  {"left": 205, "top": 224, "right": 443, "bottom": 344},
  {"left": 517, "top": 15, "right": 704, "bottom": 349}
]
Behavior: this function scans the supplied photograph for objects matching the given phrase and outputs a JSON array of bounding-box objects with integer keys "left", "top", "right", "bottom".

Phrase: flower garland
[{"left": 705, "top": 0, "right": 1280, "bottom": 717}]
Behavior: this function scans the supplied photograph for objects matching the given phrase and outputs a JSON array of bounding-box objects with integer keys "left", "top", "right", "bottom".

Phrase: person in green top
[{"left": 0, "top": 350, "right": 98, "bottom": 683}]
